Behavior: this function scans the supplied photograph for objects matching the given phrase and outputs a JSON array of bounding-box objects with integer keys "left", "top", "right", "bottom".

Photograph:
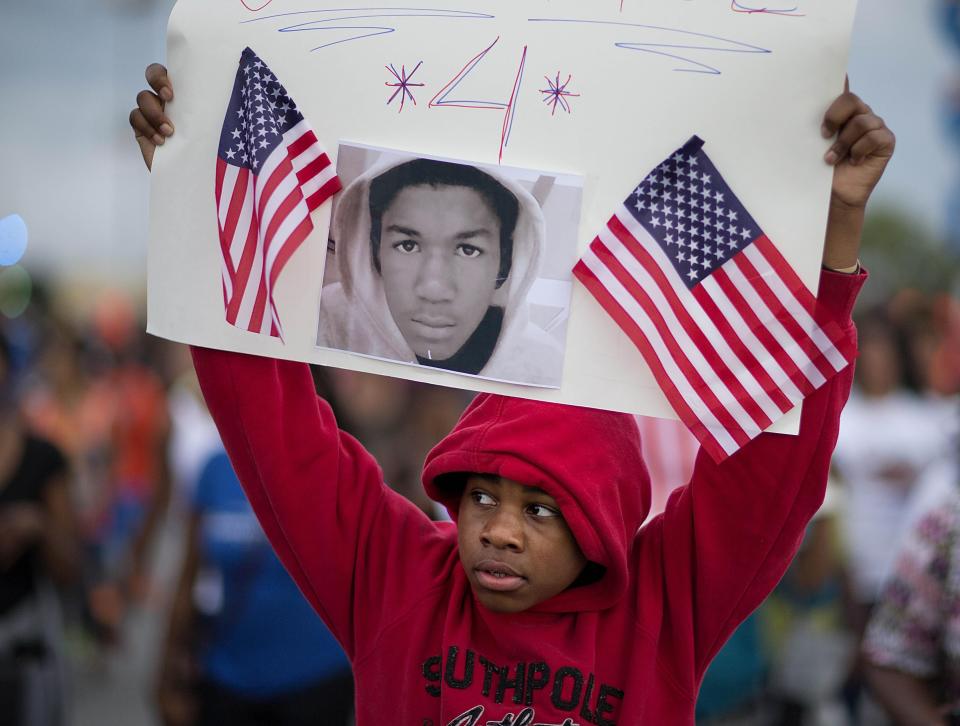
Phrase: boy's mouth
[
  {"left": 474, "top": 560, "right": 526, "bottom": 592},
  {"left": 410, "top": 316, "right": 457, "bottom": 343}
]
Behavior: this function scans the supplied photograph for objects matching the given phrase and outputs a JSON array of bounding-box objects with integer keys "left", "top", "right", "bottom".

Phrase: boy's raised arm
[
  {"left": 134, "top": 71, "right": 453, "bottom": 659},
  {"left": 189, "top": 348, "right": 454, "bottom": 661},
  {"left": 188, "top": 349, "right": 381, "bottom": 654},
  {"left": 647, "top": 87, "right": 893, "bottom": 693}
]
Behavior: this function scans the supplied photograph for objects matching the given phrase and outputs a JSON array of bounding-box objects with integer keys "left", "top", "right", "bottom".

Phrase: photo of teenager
[{"left": 316, "top": 145, "right": 581, "bottom": 388}]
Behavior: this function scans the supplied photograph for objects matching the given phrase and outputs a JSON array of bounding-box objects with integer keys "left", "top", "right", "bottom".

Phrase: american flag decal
[
  {"left": 215, "top": 47, "right": 340, "bottom": 339},
  {"left": 574, "top": 136, "right": 856, "bottom": 462}
]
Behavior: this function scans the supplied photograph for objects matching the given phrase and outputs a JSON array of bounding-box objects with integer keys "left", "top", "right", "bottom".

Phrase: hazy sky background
[{"left": 0, "top": 0, "right": 953, "bottom": 288}]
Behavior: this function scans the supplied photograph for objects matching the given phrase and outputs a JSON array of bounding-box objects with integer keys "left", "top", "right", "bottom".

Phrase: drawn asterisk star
[
  {"left": 539, "top": 72, "right": 581, "bottom": 116},
  {"left": 385, "top": 61, "right": 425, "bottom": 113}
]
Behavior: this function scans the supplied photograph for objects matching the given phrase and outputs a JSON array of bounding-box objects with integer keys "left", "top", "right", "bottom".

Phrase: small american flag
[
  {"left": 215, "top": 47, "right": 340, "bottom": 339},
  {"left": 574, "top": 136, "right": 856, "bottom": 462}
]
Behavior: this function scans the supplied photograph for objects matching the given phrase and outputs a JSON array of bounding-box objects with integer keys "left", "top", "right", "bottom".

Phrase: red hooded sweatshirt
[{"left": 192, "top": 269, "right": 864, "bottom": 725}]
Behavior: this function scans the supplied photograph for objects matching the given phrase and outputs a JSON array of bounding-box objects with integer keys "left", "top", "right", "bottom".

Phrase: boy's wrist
[{"left": 822, "top": 199, "right": 865, "bottom": 271}]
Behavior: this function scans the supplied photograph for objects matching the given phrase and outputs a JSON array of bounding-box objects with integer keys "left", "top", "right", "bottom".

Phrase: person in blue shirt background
[{"left": 157, "top": 446, "right": 353, "bottom": 726}]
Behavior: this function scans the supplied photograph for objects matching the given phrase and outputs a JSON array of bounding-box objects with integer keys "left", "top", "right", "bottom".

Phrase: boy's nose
[
  {"left": 480, "top": 510, "right": 524, "bottom": 552},
  {"left": 414, "top": 253, "right": 456, "bottom": 303}
]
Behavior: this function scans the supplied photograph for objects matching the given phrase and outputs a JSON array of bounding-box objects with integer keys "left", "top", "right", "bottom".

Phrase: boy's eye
[
  {"left": 455, "top": 243, "right": 483, "bottom": 259},
  {"left": 392, "top": 240, "right": 420, "bottom": 254},
  {"left": 470, "top": 490, "right": 496, "bottom": 506},
  {"left": 527, "top": 503, "right": 561, "bottom": 519}
]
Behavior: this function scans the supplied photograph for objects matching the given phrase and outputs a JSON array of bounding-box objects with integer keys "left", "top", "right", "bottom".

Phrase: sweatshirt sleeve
[
  {"left": 190, "top": 348, "right": 456, "bottom": 661},
  {"left": 650, "top": 267, "right": 865, "bottom": 692}
]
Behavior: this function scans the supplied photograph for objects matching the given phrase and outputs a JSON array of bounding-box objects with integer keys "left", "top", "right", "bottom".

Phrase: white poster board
[{"left": 148, "top": 0, "right": 858, "bottom": 432}]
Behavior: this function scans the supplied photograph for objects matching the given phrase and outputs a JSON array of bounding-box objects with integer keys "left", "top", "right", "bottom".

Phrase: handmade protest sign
[{"left": 148, "top": 0, "right": 858, "bottom": 429}]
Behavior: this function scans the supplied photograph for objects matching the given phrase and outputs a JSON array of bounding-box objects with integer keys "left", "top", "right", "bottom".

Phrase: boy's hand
[
  {"left": 130, "top": 64, "right": 175, "bottom": 171},
  {"left": 821, "top": 84, "right": 895, "bottom": 270}
]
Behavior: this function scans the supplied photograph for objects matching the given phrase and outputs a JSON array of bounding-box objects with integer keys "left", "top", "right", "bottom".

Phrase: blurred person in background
[
  {"left": 833, "top": 307, "right": 958, "bottom": 723},
  {"left": 330, "top": 369, "right": 468, "bottom": 520},
  {"left": 162, "top": 344, "right": 221, "bottom": 510},
  {"left": 862, "top": 451, "right": 960, "bottom": 726},
  {"left": 888, "top": 290, "right": 960, "bottom": 446},
  {"left": 833, "top": 310, "right": 952, "bottom": 621},
  {"left": 695, "top": 611, "right": 768, "bottom": 726},
  {"left": 157, "top": 368, "right": 352, "bottom": 726},
  {"left": 762, "top": 484, "right": 855, "bottom": 726},
  {"left": 0, "top": 327, "right": 80, "bottom": 726},
  {"left": 75, "top": 293, "right": 171, "bottom": 641},
  {"left": 18, "top": 312, "right": 119, "bottom": 646}
]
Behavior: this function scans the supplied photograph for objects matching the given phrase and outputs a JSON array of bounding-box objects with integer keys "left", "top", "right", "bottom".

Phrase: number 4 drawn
[{"left": 429, "top": 37, "right": 528, "bottom": 163}]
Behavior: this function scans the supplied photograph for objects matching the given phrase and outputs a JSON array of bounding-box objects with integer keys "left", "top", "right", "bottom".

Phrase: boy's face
[
  {"left": 457, "top": 475, "right": 587, "bottom": 613},
  {"left": 378, "top": 184, "right": 502, "bottom": 361}
]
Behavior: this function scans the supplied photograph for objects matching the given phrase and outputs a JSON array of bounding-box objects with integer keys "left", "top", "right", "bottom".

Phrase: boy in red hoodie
[{"left": 133, "top": 69, "right": 893, "bottom": 724}]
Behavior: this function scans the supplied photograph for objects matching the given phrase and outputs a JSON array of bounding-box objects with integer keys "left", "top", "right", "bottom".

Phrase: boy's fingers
[
  {"left": 824, "top": 112, "right": 885, "bottom": 165},
  {"left": 129, "top": 108, "right": 165, "bottom": 148},
  {"left": 145, "top": 63, "right": 173, "bottom": 102},
  {"left": 135, "top": 90, "right": 174, "bottom": 136},
  {"left": 135, "top": 135, "right": 157, "bottom": 172},
  {"left": 848, "top": 127, "right": 896, "bottom": 166},
  {"left": 821, "top": 92, "right": 870, "bottom": 138}
]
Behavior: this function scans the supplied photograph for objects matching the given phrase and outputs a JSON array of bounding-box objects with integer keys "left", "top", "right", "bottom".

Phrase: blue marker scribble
[
  {"left": 430, "top": 37, "right": 510, "bottom": 109},
  {"left": 527, "top": 18, "right": 771, "bottom": 75},
  {"left": 731, "top": 1, "right": 804, "bottom": 17},
  {"left": 242, "top": 7, "right": 494, "bottom": 52}
]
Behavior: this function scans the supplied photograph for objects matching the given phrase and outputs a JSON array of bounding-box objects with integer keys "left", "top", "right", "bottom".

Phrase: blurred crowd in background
[
  {"left": 3, "top": 1, "right": 960, "bottom": 725},
  {"left": 0, "top": 217, "right": 955, "bottom": 726}
]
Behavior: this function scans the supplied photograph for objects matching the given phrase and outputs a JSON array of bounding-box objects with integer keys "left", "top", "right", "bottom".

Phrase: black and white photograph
[{"left": 316, "top": 143, "right": 583, "bottom": 388}]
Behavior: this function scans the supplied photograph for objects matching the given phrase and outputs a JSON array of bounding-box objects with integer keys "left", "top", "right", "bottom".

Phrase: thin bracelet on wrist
[{"left": 823, "top": 260, "right": 861, "bottom": 274}]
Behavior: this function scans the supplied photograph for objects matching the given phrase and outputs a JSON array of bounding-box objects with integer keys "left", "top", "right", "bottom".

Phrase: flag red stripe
[
  {"left": 286, "top": 129, "right": 318, "bottom": 159},
  {"left": 710, "top": 266, "right": 817, "bottom": 398},
  {"left": 225, "top": 215, "right": 260, "bottom": 325},
  {"left": 573, "top": 258, "right": 728, "bottom": 461},
  {"left": 754, "top": 236, "right": 855, "bottom": 357},
  {"left": 305, "top": 177, "right": 343, "bottom": 210},
  {"left": 296, "top": 153, "right": 333, "bottom": 186},
  {"left": 592, "top": 240, "right": 753, "bottom": 448},
  {"left": 607, "top": 215, "right": 772, "bottom": 430},
  {"left": 748, "top": 247, "right": 849, "bottom": 380},
  {"left": 257, "top": 159, "right": 295, "bottom": 224},
  {"left": 262, "top": 186, "right": 305, "bottom": 255},
  {"left": 731, "top": 253, "right": 836, "bottom": 382},
  {"left": 690, "top": 284, "right": 795, "bottom": 413},
  {"left": 269, "top": 215, "right": 313, "bottom": 289},
  {"left": 221, "top": 167, "right": 250, "bottom": 281},
  {"left": 247, "top": 268, "right": 269, "bottom": 334},
  {"left": 215, "top": 159, "right": 235, "bottom": 284},
  {"left": 817, "top": 316, "right": 857, "bottom": 364},
  {"left": 215, "top": 158, "right": 226, "bottom": 216}
]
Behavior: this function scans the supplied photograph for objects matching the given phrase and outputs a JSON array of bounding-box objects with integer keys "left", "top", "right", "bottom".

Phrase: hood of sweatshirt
[
  {"left": 326, "top": 156, "right": 547, "bottom": 365},
  {"left": 422, "top": 394, "right": 650, "bottom": 613}
]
